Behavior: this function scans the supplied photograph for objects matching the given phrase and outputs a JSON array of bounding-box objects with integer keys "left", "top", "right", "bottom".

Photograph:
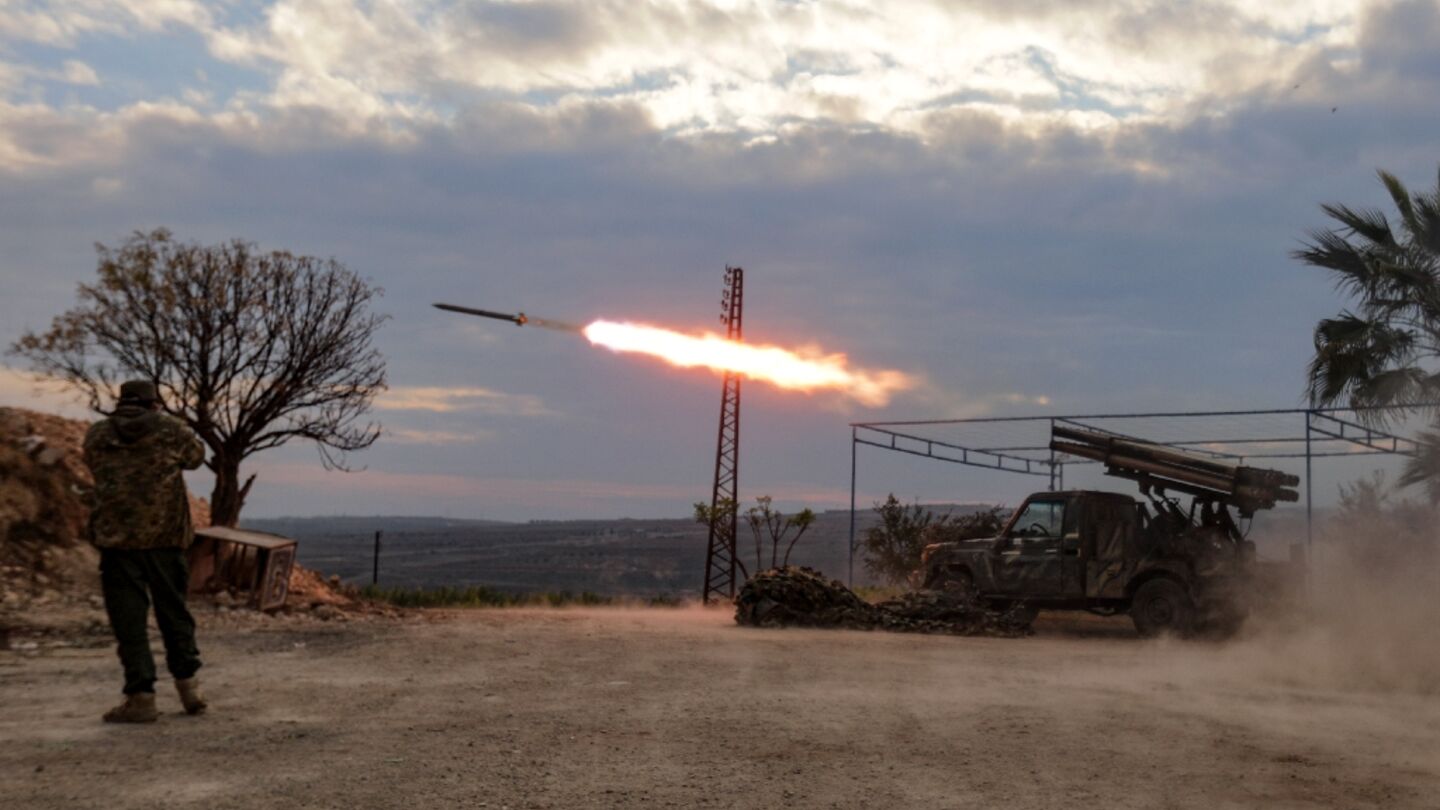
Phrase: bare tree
[
  {"left": 10, "top": 229, "right": 387, "bottom": 526},
  {"left": 694, "top": 495, "right": 816, "bottom": 577},
  {"left": 742, "top": 496, "right": 816, "bottom": 572}
]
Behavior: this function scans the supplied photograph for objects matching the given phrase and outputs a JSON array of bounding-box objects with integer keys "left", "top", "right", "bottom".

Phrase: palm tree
[
  {"left": 1397, "top": 424, "right": 1440, "bottom": 504},
  {"left": 1296, "top": 166, "right": 1440, "bottom": 500}
]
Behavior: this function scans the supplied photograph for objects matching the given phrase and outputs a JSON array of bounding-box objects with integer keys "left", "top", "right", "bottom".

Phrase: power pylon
[{"left": 702, "top": 266, "right": 743, "bottom": 604}]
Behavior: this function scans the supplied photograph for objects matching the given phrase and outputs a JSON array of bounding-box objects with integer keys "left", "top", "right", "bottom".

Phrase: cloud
[
  {"left": 904, "top": 384, "right": 1055, "bottom": 421},
  {"left": 0, "top": 0, "right": 1380, "bottom": 156},
  {"left": 246, "top": 460, "right": 859, "bottom": 516},
  {"left": 0, "top": 0, "right": 213, "bottom": 47},
  {"left": 385, "top": 427, "right": 496, "bottom": 445},
  {"left": 0, "top": 0, "right": 1403, "bottom": 185},
  {"left": 0, "top": 365, "right": 92, "bottom": 418},
  {"left": 59, "top": 59, "right": 98, "bottom": 86},
  {"left": 254, "top": 462, "right": 711, "bottom": 504},
  {"left": 376, "top": 386, "right": 557, "bottom": 417}
]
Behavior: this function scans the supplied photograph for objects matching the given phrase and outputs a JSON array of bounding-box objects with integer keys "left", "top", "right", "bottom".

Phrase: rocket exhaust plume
[
  {"left": 583, "top": 320, "right": 913, "bottom": 407},
  {"left": 435, "top": 303, "right": 915, "bottom": 406}
]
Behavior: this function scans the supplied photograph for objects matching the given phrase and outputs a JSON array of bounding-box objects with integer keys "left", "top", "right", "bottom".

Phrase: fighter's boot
[
  {"left": 102, "top": 692, "right": 159, "bottom": 724},
  {"left": 175, "top": 677, "right": 207, "bottom": 715}
]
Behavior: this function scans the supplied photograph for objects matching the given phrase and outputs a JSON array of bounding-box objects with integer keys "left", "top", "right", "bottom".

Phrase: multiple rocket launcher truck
[{"left": 919, "top": 425, "right": 1301, "bottom": 637}]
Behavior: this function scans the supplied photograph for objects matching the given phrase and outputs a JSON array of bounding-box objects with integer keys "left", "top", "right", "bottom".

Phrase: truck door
[
  {"left": 1085, "top": 500, "right": 1137, "bottom": 599},
  {"left": 994, "top": 498, "right": 1065, "bottom": 596},
  {"left": 1057, "top": 496, "right": 1085, "bottom": 597}
]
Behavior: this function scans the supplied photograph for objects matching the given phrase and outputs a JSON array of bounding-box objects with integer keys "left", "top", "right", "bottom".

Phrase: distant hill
[
  {"left": 236, "top": 503, "right": 1010, "bottom": 597},
  {"left": 242, "top": 515, "right": 512, "bottom": 536},
  {"left": 243, "top": 510, "right": 872, "bottom": 595}
]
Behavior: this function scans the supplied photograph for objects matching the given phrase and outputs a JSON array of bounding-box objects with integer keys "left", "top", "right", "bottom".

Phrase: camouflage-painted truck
[{"left": 918, "top": 425, "right": 1299, "bottom": 637}]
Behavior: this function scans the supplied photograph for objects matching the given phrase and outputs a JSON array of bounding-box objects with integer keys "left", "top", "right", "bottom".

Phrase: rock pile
[
  {"left": 2, "top": 408, "right": 103, "bottom": 644},
  {"left": 201, "top": 580, "right": 401, "bottom": 625},
  {"left": 734, "top": 566, "right": 1033, "bottom": 637},
  {"left": 275, "top": 568, "right": 401, "bottom": 621}
]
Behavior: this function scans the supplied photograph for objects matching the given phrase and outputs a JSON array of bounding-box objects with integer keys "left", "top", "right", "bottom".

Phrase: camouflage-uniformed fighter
[{"left": 83, "top": 380, "right": 207, "bottom": 723}]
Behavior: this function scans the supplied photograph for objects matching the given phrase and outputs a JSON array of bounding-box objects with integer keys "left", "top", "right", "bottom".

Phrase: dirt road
[{"left": 3, "top": 608, "right": 1438, "bottom": 809}]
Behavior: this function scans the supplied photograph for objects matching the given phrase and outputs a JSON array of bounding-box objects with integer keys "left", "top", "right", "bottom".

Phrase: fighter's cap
[{"left": 118, "top": 379, "right": 159, "bottom": 405}]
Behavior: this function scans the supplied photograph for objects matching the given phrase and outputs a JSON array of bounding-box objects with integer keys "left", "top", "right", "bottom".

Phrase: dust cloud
[{"left": 1225, "top": 495, "right": 1440, "bottom": 696}]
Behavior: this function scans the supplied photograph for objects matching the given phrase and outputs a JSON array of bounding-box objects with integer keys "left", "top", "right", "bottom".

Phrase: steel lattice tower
[{"left": 702, "top": 266, "right": 743, "bottom": 604}]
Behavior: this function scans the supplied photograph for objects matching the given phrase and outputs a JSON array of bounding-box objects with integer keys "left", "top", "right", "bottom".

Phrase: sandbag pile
[{"left": 734, "top": 566, "right": 1032, "bottom": 637}]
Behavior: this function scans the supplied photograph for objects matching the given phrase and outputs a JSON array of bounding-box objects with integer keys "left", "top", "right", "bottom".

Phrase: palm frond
[
  {"left": 1301, "top": 165, "right": 1440, "bottom": 422},
  {"left": 1295, "top": 230, "right": 1385, "bottom": 300},
  {"left": 1320, "top": 201, "right": 1394, "bottom": 246},
  {"left": 1307, "top": 314, "right": 1423, "bottom": 409},
  {"left": 1361, "top": 259, "right": 1440, "bottom": 320},
  {"left": 1351, "top": 366, "right": 1433, "bottom": 410},
  {"left": 1378, "top": 170, "right": 1419, "bottom": 242},
  {"left": 1397, "top": 424, "right": 1440, "bottom": 505},
  {"left": 1409, "top": 169, "right": 1440, "bottom": 257}
]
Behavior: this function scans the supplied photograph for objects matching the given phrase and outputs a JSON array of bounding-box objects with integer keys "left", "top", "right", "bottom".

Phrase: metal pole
[
  {"left": 702, "top": 267, "right": 744, "bottom": 604},
  {"left": 1304, "top": 413, "right": 1314, "bottom": 601},
  {"left": 849, "top": 426, "right": 857, "bottom": 588},
  {"left": 1048, "top": 418, "right": 1057, "bottom": 491},
  {"left": 372, "top": 530, "right": 382, "bottom": 586},
  {"left": 1305, "top": 415, "right": 1313, "bottom": 552}
]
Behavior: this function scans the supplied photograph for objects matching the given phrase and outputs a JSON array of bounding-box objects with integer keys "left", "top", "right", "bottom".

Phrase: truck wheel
[
  {"left": 1130, "top": 579, "right": 1194, "bottom": 638},
  {"left": 927, "top": 568, "right": 975, "bottom": 603}
]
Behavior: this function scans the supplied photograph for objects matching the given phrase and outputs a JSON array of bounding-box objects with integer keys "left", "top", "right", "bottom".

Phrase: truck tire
[{"left": 1130, "top": 578, "right": 1194, "bottom": 638}]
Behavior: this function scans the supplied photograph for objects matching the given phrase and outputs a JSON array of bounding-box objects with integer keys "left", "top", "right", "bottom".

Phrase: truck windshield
[{"left": 1010, "top": 501, "right": 1064, "bottom": 539}]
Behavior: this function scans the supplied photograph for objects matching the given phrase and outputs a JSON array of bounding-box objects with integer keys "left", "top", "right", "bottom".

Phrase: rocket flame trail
[{"left": 582, "top": 320, "right": 914, "bottom": 407}]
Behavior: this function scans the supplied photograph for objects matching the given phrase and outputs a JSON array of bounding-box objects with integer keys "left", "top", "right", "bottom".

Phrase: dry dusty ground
[{"left": 2, "top": 607, "right": 1439, "bottom": 809}]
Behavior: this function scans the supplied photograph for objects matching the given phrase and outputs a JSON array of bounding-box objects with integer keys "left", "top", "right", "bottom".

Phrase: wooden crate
[{"left": 187, "top": 526, "right": 298, "bottom": 612}]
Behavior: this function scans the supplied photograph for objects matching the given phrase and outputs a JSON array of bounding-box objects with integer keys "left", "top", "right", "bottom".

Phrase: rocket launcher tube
[
  {"left": 1052, "top": 425, "right": 1238, "bottom": 479},
  {"left": 1053, "top": 425, "right": 1301, "bottom": 490},
  {"left": 1050, "top": 428, "right": 1300, "bottom": 513},
  {"left": 1050, "top": 441, "right": 1238, "bottom": 496}
]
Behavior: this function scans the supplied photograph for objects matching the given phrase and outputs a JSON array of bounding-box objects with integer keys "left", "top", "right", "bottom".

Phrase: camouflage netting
[{"left": 734, "top": 566, "right": 1033, "bottom": 637}]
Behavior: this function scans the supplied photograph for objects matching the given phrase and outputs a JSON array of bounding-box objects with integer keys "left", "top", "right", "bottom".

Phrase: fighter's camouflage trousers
[{"left": 100, "top": 548, "right": 202, "bottom": 695}]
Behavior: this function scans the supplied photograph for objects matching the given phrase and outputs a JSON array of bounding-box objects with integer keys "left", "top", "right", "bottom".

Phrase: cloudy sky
[{"left": 1, "top": 0, "right": 1437, "bottom": 520}]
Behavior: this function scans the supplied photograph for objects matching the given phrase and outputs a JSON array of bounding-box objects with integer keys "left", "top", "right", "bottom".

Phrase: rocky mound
[
  {"left": 734, "top": 566, "right": 1033, "bottom": 637},
  {"left": 1, "top": 408, "right": 104, "bottom": 620}
]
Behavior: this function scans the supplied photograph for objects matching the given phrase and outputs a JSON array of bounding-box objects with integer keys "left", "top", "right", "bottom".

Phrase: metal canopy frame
[{"left": 846, "top": 406, "right": 1426, "bottom": 585}]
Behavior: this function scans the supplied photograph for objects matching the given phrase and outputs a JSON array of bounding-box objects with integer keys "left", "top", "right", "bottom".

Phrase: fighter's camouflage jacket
[{"left": 83, "top": 405, "right": 206, "bottom": 549}]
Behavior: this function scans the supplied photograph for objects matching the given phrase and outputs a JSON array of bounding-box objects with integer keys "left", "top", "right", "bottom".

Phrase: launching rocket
[
  {"left": 433, "top": 302, "right": 579, "bottom": 332},
  {"left": 433, "top": 303, "right": 529, "bottom": 325}
]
